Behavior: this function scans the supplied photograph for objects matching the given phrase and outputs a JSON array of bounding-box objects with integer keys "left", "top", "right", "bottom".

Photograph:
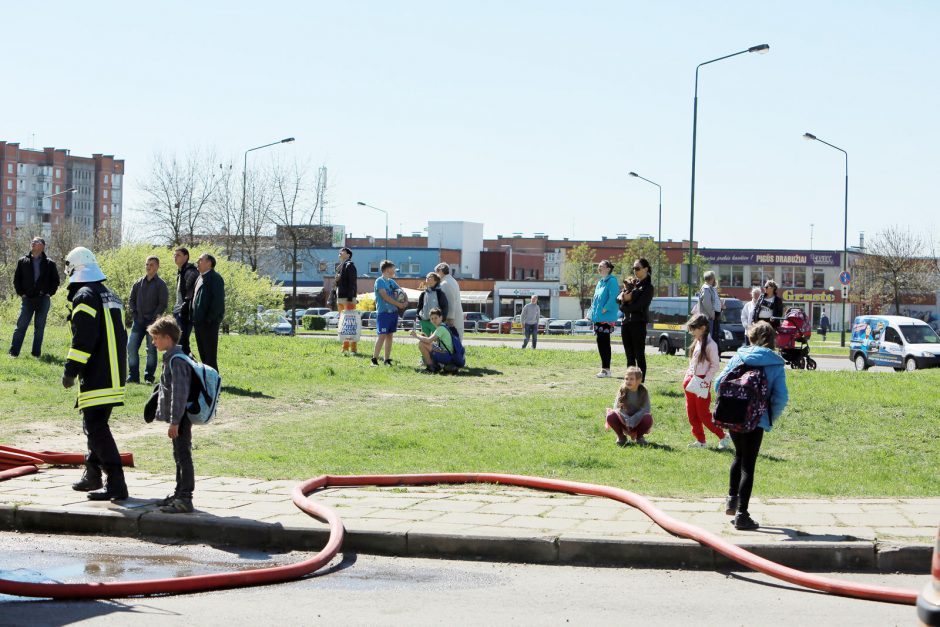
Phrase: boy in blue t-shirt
[{"left": 372, "top": 260, "right": 406, "bottom": 366}]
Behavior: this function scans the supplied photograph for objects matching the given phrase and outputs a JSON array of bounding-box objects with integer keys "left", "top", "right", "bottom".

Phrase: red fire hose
[{"left": 0, "top": 456, "right": 923, "bottom": 605}]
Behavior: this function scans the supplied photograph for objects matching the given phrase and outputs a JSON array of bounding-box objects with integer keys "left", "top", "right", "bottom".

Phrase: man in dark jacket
[
  {"left": 191, "top": 253, "right": 225, "bottom": 372},
  {"left": 10, "top": 237, "right": 60, "bottom": 358},
  {"left": 61, "top": 247, "right": 129, "bottom": 501},
  {"left": 126, "top": 256, "right": 169, "bottom": 384},
  {"left": 172, "top": 247, "right": 200, "bottom": 357}
]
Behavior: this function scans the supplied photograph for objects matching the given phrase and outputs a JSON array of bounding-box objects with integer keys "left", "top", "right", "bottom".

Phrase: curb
[{"left": 1, "top": 504, "right": 931, "bottom": 574}]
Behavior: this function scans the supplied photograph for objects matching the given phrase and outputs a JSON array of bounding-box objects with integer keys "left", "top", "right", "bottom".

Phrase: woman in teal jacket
[
  {"left": 589, "top": 260, "right": 620, "bottom": 378},
  {"left": 713, "top": 321, "right": 790, "bottom": 531}
]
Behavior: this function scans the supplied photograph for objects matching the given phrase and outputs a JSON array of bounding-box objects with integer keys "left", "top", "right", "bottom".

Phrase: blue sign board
[
  {"left": 839, "top": 271, "right": 851, "bottom": 285},
  {"left": 700, "top": 249, "right": 840, "bottom": 267}
]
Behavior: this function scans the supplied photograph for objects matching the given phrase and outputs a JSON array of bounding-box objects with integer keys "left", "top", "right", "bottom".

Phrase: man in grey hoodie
[{"left": 520, "top": 295, "right": 541, "bottom": 349}]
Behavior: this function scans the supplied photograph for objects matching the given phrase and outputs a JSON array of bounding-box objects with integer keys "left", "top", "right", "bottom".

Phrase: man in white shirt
[
  {"left": 435, "top": 263, "right": 464, "bottom": 341},
  {"left": 741, "top": 287, "right": 761, "bottom": 345}
]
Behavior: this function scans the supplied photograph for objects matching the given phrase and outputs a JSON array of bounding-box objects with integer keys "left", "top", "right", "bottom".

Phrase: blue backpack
[
  {"left": 714, "top": 363, "right": 769, "bottom": 433},
  {"left": 168, "top": 353, "right": 222, "bottom": 425},
  {"left": 444, "top": 325, "right": 466, "bottom": 368}
]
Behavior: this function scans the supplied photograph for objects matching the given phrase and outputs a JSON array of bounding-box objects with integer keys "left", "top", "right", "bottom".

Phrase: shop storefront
[{"left": 492, "top": 281, "right": 561, "bottom": 318}]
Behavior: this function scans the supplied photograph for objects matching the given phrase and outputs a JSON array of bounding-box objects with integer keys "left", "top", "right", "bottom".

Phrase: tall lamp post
[
  {"left": 628, "top": 172, "right": 662, "bottom": 293},
  {"left": 357, "top": 201, "right": 389, "bottom": 260},
  {"left": 241, "top": 137, "right": 295, "bottom": 243},
  {"left": 687, "top": 44, "right": 770, "bottom": 328},
  {"left": 803, "top": 131, "right": 849, "bottom": 347}
]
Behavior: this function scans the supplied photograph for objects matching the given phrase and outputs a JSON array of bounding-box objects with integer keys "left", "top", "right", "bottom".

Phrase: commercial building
[{"left": 0, "top": 141, "right": 124, "bottom": 243}]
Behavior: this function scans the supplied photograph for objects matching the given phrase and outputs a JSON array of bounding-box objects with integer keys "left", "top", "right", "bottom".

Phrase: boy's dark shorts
[
  {"left": 430, "top": 346, "right": 456, "bottom": 365},
  {"left": 376, "top": 312, "right": 399, "bottom": 335}
]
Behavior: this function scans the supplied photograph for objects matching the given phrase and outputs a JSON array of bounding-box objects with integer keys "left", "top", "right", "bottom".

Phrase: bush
[
  {"left": 303, "top": 315, "right": 327, "bottom": 331},
  {"left": 356, "top": 295, "right": 376, "bottom": 311}
]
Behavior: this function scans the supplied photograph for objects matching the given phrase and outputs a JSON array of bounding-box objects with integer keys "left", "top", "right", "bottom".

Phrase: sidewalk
[{"left": 2, "top": 468, "right": 936, "bottom": 573}]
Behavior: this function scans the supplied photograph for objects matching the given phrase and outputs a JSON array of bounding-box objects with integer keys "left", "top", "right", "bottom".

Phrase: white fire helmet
[{"left": 64, "top": 247, "right": 106, "bottom": 283}]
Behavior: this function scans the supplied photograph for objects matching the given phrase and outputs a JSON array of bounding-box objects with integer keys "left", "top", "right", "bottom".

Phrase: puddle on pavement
[{"left": 0, "top": 547, "right": 289, "bottom": 602}]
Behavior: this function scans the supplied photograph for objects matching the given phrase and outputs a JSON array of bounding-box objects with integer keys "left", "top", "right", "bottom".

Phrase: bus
[{"left": 645, "top": 297, "right": 745, "bottom": 356}]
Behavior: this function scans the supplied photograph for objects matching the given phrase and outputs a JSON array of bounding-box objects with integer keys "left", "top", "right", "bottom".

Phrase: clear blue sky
[{"left": 5, "top": 1, "right": 938, "bottom": 251}]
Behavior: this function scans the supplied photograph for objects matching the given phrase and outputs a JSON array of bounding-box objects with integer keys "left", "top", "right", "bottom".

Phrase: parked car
[
  {"left": 850, "top": 314, "right": 940, "bottom": 372},
  {"left": 644, "top": 297, "right": 744, "bottom": 355},
  {"left": 548, "top": 319, "right": 572, "bottom": 335},
  {"left": 571, "top": 319, "right": 594, "bottom": 335},
  {"left": 259, "top": 311, "right": 294, "bottom": 336},
  {"left": 360, "top": 311, "right": 378, "bottom": 329},
  {"left": 399, "top": 308, "right": 418, "bottom": 330},
  {"left": 485, "top": 316, "right": 513, "bottom": 334},
  {"left": 305, "top": 307, "right": 331, "bottom": 317},
  {"left": 323, "top": 311, "right": 341, "bottom": 328},
  {"left": 463, "top": 311, "right": 491, "bottom": 332},
  {"left": 510, "top": 315, "right": 550, "bottom": 334}
]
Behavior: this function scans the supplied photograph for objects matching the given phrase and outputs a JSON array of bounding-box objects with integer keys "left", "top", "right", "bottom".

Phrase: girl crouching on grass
[
  {"left": 605, "top": 366, "right": 653, "bottom": 446},
  {"left": 684, "top": 314, "right": 731, "bottom": 450}
]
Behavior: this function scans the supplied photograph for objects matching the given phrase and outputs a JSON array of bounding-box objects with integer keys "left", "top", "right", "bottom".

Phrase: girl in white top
[{"left": 683, "top": 314, "right": 731, "bottom": 450}]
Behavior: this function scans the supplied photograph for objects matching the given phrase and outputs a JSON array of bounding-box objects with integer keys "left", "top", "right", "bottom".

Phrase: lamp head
[
  {"left": 628, "top": 172, "right": 639, "bottom": 178},
  {"left": 803, "top": 132, "right": 817, "bottom": 141},
  {"left": 748, "top": 44, "right": 770, "bottom": 54},
  {"left": 356, "top": 201, "right": 366, "bottom": 206},
  {"left": 281, "top": 137, "right": 295, "bottom": 143}
]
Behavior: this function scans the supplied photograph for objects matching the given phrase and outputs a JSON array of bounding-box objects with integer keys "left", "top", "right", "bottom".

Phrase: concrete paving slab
[
  {"left": 410, "top": 499, "right": 485, "bottom": 513},
  {"left": 543, "top": 505, "right": 622, "bottom": 521},
  {"left": 476, "top": 502, "right": 552, "bottom": 516},
  {"left": 502, "top": 516, "right": 581, "bottom": 531}
]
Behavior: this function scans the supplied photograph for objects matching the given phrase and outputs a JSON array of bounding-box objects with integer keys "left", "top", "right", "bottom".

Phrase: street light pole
[
  {"left": 803, "top": 132, "right": 849, "bottom": 347},
  {"left": 628, "top": 172, "right": 662, "bottom": 293},
  {"left": 357, "top": 202, "right": 389, "bottom": 259},
  {"left": 687, "top": 44, "right": 770, "bottom": 329},
  {"left": 241, "top": 137, "right": 295, "bottom": 255}
]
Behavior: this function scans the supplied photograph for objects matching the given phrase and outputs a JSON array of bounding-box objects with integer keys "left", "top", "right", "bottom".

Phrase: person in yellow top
[{"left": 62, "top": 247, "right": 129, "bottom": 502}]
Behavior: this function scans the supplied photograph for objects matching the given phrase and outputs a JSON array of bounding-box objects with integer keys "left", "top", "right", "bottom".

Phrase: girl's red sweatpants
[{"left": 683, "top": 375, "right": 726, "bottom": 443}]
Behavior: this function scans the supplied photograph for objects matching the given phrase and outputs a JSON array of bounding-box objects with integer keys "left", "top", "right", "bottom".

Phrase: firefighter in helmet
[{"left": 62, "top": 247, "right": 130, "bottom": 501}]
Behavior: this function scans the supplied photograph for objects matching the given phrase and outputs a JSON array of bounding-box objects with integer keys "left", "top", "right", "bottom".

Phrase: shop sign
[
  {"left": 782, "top": 289, "right": 836, "bottom": 302},
  {"left": 499, "top": 288, "right": 551, "bottom": 297},
  {"left": 701, "top": 250, "right": 839, "bottom": 266}
]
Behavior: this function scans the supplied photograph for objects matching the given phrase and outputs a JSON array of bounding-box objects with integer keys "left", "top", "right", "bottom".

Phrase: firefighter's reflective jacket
[{"left": 65, "top": 282, "right": 128, "bottom": 410}]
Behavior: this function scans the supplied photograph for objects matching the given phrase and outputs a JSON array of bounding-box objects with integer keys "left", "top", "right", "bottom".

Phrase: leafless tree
[
  {"left": 239, "top": 167, "right": 275, "bottom": 272},
  {"left": 853, "top": 226, "right": 939, "bottom": 315},
  {"left": 138, "top": 150, "right": 223, "bottom": 246},
  {"left": 269, "top": 159, "right": 326, "bottom": 325}
]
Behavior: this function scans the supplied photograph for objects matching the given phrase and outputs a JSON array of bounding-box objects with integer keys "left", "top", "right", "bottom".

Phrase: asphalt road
[{"left": 0, "top": 533, "right": 925, "bottom": 626}]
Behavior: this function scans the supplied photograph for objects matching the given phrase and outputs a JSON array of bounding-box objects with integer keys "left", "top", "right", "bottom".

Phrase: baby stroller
[{"left": 775, "top": 307, "right": 817, "bottom": 370}]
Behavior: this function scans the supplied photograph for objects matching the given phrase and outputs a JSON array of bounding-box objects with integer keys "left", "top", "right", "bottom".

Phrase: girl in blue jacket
[
  {"left": 589, "top": 260, "right": 620, "bottom": 378},
  {"left": 713, "top": 321, "right": 790, "bottom": 530}
]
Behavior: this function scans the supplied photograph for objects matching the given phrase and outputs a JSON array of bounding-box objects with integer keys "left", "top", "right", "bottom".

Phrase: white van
[{"left": 849, "top": 315, "right": 940, "bottom": 371}]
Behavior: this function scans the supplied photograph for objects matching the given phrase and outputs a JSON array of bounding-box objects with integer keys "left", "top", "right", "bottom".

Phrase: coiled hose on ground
[{"left": 0, "top": 449, "right": 923, "bottom": 605}]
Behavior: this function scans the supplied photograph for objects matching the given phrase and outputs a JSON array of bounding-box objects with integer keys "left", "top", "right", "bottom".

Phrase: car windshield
[
  {"left": 260, "top": 312, "right": 287, "bottom": 324},
  {"left": 899, "top": 324, "right": 940, "bottom": 345},
  {"left": 720, "top": 303, "right": 743, "bottom": 325}
]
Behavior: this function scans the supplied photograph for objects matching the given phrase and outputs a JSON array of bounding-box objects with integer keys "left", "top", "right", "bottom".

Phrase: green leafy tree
[
  {"left": 563, "top": 243, "right": 598, "bottom": 317},
  {"left": 610, "top": 238, "right": 674, "bottom": 295}
]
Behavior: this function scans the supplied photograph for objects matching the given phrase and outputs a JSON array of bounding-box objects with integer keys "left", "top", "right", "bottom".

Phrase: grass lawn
[{"left": 1, "top": 327, "right": 936, "bottom": 498}]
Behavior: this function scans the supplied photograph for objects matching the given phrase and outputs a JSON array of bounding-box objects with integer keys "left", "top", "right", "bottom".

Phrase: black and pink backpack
[{"left": 714, "top": 364, "right": 769, "bottom": 433}]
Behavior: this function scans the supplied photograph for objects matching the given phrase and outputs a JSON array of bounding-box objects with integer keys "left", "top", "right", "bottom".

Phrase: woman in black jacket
[
  {"left": 752, "top": 279, "right": 784, "bottom": 329},
  {"left": 618, "top": 258, "right": 654, "bottom": 381},
  {"left": 334, "top": 247, "right": 359, "bottom": 355}
]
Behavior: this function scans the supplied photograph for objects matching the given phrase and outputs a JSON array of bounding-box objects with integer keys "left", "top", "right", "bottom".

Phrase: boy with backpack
[
  {"left": 713, "top": 321, "right": 789, "bottom": 531},
  {"left": 410, "top": 308, "right": 463, "bottom": 373},
  {"left": 146, "top": 315, "right": 198, "bottom": 513}
]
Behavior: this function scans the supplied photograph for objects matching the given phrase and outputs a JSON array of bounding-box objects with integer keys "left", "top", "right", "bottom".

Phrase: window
[
  {"left": 104, "top": 175, "right": 109, "bottom": 183},
  {"left": 5, "top": 164, "right": 11, "bottom": 174},
  {"left": 794, "top": 266, "right": 806, "bottom": 288},
  {"left": 55, "top": 184, "right": 61, "bottom": 194},
  {"left": 5, "top": 180, "right": 10, "bottom": 190},
  {"left": 729, "top": 265, "right": 744, "bottom": 287},
  {"left": 5, "top": 196, "right": 10, "bottom": 206},
  {"left": 5, "top": 212, "right": 11, "bottom": 222},
  {"left": 401, "top": 262, "right": 419, "bottom": 274},
  {"left": 102, "top": 204, "right": 108, "bottom": 215},
  {"left": 281, "top": 260, "right": 302, "bottom": 272},
  {"left": 54, "top": 200, "right": 60, "bottom": 210},
  {"left": 55, "top": 168, "right": 61, "bottom": 179},
  {"left": 103, "top": 189, "right": 108, "bottom": 199},
  {"left": 781, "top": 267, "right": 794, "bottom": 287},
  {"left": 750, "top": 265, "right": 776, "bottom": 287},
  {"left": 883, "top": 327, "right": 902, "bottom": 344},
  {"left": 318, "top": 261, "right": 328, "bottom": 273},
  {"left": 369, "top": 261, "right": 380, "bottom": 273},
  {"left": 812, "top": 268, "right": 825, "bottom": 289}
]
